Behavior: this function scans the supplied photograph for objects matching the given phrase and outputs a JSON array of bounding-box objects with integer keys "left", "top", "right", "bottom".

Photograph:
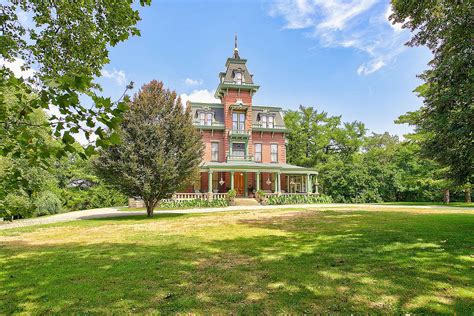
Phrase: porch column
[
  {"left": 230, "top": 171, "right": 235, "bottom": 190},
  {"left": 244, "top": 172, "right": 248, "bottom": 197},
  {"left": 307, "top": 173, "right": 312, "bottom": 194},
  {"left": 256, "top": 172, "right": 260, "bottom": 190},
  {"left": 273, "top": 172, "right": 277, "bottom": 193},
  {"left": 276, "top": 172, "right": 281, "bottom": 195},
  {"left": 208, "top": 171, "right": 213, "bottom": 200},
  {"left": 314, "top": 174, "right": 319, "bottom": 195}
]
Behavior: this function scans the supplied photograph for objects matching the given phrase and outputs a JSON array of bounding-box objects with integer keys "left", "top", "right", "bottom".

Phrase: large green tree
[
  {"left": 284, "top": 106, "right": 448, "bottom": 203},
  {"left": 94, "top": 81, "right": 204, "bottom": 217},
  {"left": 0, "top": 0, "right": 151, "bottom": 163},
  {"left": 389, "top": 1, "right": 473, "bottom": 188},
  {"left": 285, "top": 106, "right": 365, "bottom": 167}
]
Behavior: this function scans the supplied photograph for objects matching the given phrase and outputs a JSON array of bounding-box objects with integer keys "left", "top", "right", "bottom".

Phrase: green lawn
[
  {"left": 1, "top": 207, "right": 473, "bottom": 314},
  {"left": 378, "top": 201, "right": 474, "bottom": 207}
]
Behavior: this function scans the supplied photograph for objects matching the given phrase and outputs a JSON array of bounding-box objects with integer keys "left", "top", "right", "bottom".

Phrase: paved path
[{"left": 1, "top": 203, "right": 472, "bottom": 230}]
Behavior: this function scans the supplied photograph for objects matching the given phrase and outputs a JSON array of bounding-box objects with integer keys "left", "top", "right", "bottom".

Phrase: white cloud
[
  {"left": 269, "top": 0, "right": 316, "bottom": 29},
  {"left": 317, "top": 0, "right": 377, "bottom": 31},
  {"left": 384, "top": 4, "right": 403, "bottom": 33},
  {"left": 357, "top": 59, "right": 385, "bottom": 75},
  {"left": 184, "top": 78, "right": 203, "bottom": 86},
  {"left": 180, "top": 89, "right": 219, "bottom": 106},
  {"left": 269, "top": 0, "right": 411, "bottom": 75},
  {"left": 101, "top": 68, "right": 127, "bottom": 86},
  {"left": 0, "top": 58, "right": 35, "bottom": 79}
]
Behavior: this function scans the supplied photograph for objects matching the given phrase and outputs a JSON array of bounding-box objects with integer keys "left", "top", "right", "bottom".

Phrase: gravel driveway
[{"left": 1, "top": 203, "right": 472, "bottom": 230}]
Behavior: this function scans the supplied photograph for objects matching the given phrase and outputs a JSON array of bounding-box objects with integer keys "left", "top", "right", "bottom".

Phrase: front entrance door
[{"left": 234, "top": 172, "right": 245, "bottom": 196}]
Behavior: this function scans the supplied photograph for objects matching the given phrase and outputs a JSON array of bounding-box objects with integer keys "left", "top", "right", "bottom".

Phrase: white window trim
[
  {"left": 206, "top": 113, "right": 213, "bottom": 126},
  {"left": 211, "top": 142, "right": 219, "bottom": 161},
  {"left": 270, "top": 143, "right": 278, "bottom": 163},
  {"left": 232, "top": 112, "right": 245, "bottom": 131},
  {"left": 254, "top": 143, "right": 262, "bottom": 162}
]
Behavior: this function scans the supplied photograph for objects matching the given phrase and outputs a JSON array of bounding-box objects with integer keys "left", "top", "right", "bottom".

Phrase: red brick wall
[
  {"left": 200, "top": 130, "right": 225, "bottom": 162},
  {"left": 199, "top": 129, "right": 287, "bottom": 164},
  {"left": 200, "top": 171, "right": 228, "bottom": 193},
  {"left": 200, "top": 171, "right": 208, "bottom": 192},
  {"left": 251, "top": 132, "right": 286, "bottom": 164},
  {"left": 196, "top": 89, "right": 288, "bottom": 195},
  {"left": 221, "top": 90, "right": 253, "bottom": 157}
]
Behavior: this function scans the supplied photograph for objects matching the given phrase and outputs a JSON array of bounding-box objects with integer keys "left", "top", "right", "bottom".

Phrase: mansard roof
[
  {"left": 189, "top": 102, "right": 225, "bottom": 128},
  {"left": 252, "top": 106, "right": 286, "bottom": 130},
  {"left": 188, "top": 102, "right": 287, "bottom": 131},
  {"left": 215, "top": 40, "right": 260, "bottom": 98},
  {"left": 220, "top": 58, "right": 254, "bottom": 84}
]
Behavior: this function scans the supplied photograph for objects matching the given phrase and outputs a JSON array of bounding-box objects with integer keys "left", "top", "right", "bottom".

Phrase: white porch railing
[
  {"left": 172, "top": 193, "right": 208, "bottom": 200},
  {"left": 261, "top": 192, "right": 278, "bottom": 198},
  {"left": 212, "top": 193, "right": 228, "bottom": 200},
  {"left": 172, "top": 192, "right": 228, "bottom": 201}
]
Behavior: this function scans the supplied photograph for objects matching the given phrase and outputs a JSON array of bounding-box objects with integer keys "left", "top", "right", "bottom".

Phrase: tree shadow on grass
[
  {"left": 217, "top": 210, "right": 474, "bottom": 313},
  {"left": 1, "top": 210, "right": 473, "bottom": 314}
]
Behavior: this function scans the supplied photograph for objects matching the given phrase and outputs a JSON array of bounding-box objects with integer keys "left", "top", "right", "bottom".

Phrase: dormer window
[
  {"left": 259, "top": 114, "right": 274, "bottom": 128},
  {"left": 234, "top": 71, "right": 242, "bottom": 84},
  {"left": 198, "top": 111, "right": 213, "bottom": 126},
  {"left": 268, "top": 116, "right": 274, "bottom": 128}
]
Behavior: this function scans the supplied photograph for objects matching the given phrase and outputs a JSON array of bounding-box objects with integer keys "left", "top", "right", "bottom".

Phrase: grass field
[
  {"left": 1, "top": 207, "right": 473, "bottom": 314},
  {"left": 379, "top": 201, "right": 474, "bottom": 208}
]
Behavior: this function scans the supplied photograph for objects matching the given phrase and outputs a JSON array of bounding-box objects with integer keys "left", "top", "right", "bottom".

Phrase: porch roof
[{"left": 200, "top": 161, "right": 318, "bottom": 174}]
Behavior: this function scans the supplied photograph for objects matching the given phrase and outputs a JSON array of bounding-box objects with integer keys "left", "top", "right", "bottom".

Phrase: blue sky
[{"left": 97, "top": 0, "right": 431, "bottom": 137}]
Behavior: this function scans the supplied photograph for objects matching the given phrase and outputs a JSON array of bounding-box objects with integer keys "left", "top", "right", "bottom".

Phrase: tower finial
[{"left": 233, "top": 34, "right": 240, "bottom": 59}]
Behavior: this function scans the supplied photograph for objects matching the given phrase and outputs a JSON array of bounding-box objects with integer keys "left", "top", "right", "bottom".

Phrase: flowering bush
[
  {"left": 267, "top": 194, "right": 333, "bottom": 205},
  {"left": 159, "top": 198, "right": 228, "bottom": 209}
]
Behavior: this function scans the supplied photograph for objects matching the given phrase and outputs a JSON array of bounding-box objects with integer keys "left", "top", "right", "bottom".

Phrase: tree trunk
[
  {"left": 465, "top": 187, "right": 472, "bottom": 203},
  {"left": 144, "top": 200, "right": 155, "bottom": 217},
  {"left": 443, "top": 189, "right": 450, "bottom": 204},
  {"left": 146, "top": 204, "right": 154, "bottom": 217}
]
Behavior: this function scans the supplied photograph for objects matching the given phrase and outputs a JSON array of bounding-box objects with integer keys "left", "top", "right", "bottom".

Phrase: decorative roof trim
[
  {"left": 253, "top": 105, "right": 283, "bottom": 111},
  {"left": 199, "top": 162, "right": 318, "bottom": 174},
  {"left": 225, "top": 58, "right": 247, "bottom": 67},
  {"left": 189, "top": 102, "right": 223, "bottom": 109},
  {"left": 215, "top": 82, "right": 260, "bottom": 98}
]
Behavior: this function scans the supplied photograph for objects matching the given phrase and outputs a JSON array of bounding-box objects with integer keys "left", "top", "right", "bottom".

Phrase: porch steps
[{"left": 234, "top": 198, "right": 260, "bottom": 206}]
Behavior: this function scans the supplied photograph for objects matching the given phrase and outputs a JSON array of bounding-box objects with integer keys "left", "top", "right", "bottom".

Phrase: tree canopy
[
  {"left": 389, "top": 0, "right": 473, "bottom": 186},
  {"left": 0, "top": 0, "right": 151, "bottom": 164},
  {"left": 284, "top": 106, "right": 449, "bottom": 203},
  {"left": 94, "top": 81, "right": 204, "bottom": 217}
]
